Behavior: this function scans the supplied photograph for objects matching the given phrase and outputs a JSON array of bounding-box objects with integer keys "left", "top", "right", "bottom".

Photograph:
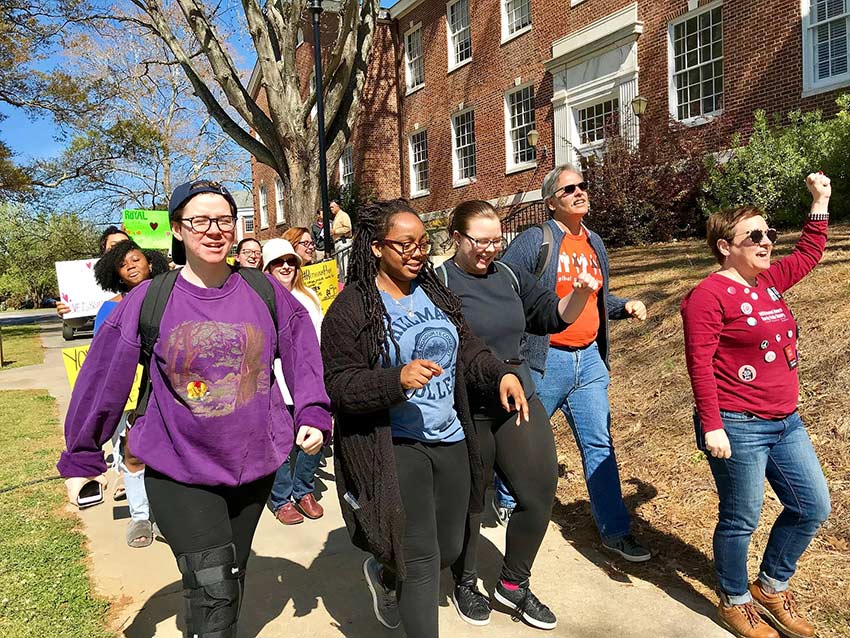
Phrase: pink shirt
[{"left": 681, "top": 219, "right": 827, "bottom": 433}]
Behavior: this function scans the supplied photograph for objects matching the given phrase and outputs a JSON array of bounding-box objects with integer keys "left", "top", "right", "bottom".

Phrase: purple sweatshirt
[{"left": 57, "top": 270, "right": 332, "bottom": 486}]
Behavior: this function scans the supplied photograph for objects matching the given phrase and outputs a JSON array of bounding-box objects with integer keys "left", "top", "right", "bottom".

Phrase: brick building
[{"left": 249, "top": 0, "right": 849, "bottom": 230}]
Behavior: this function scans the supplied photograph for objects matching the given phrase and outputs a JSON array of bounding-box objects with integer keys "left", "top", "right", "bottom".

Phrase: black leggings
[
  {"left": 389, "top": 438, "right": 470, "bottom": 638},
  {"left": 145, "top": 467, "right": 274, "bottom": 631},
  {"left": 453, "top": 395, "right": 557, "bottom": 585}
]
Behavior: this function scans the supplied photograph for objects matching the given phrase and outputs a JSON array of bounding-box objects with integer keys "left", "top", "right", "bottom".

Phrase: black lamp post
[{"left": 309, "top": 0, "right": 334, "bottom": 257}]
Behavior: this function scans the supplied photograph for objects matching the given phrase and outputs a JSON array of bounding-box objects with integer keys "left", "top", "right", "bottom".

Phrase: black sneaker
[
  {"left": 362, "top": 557, "right": 400, "bottom": 629},
  {"left": 602, "top": 534, "right": 652, "bottom": 562},
  {"left": 492, "top": 499, "right": 514, "bottom": 528},
  {"left": 494, "top": 580, "right": 557, "bottom": 630},
  {"left": 452, "top": 582, "right": 491, "bottom": 626}
]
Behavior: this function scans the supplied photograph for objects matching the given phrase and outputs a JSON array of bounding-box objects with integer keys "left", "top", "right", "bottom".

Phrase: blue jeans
[
  {"left": 705, "top": 410, "right": 830, "bottom": 601},
  {"left": 269, "top": 447, "right": 322, "bottom": 511},
  {"left": 498, "top": 342, "right": 630, "bottom": 541}
]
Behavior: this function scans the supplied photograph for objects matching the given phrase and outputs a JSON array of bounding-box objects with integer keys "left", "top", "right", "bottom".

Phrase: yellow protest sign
[
  {"left": 62, "top": 346, "right": 143, "bottom": 411},
  {"left": 302, "top": 260, "right": 340, "bottom": 313}
]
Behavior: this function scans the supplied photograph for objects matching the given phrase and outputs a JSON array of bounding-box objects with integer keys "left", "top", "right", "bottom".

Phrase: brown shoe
[
  {"left": 717, "top": 600, "right": 780, "bottom": 638},
  {"left": 296, "top": 493, "right": 324, "bottom": 519},
  {"left": 275, "top": 502, "right": 304, "bottom": 525},
  {"left": 750, "top": 582, "right": 815, "bottom": 638}
]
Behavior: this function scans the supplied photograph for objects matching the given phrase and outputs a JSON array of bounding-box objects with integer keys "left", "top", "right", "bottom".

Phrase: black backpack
[
  {"left": 532, "top": 222, "right": 555, "bottom": 280},
  {"left": 129, "top": 268, "right": 278, "bottom": 421}
]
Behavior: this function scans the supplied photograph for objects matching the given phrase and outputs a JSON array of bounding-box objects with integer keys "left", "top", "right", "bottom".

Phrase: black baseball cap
[{"left": 168, "top": 180, "right": 238, "bottom": 265}]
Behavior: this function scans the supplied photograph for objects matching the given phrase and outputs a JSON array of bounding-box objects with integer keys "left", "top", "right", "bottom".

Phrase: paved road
[
  {"left": 6, "top": 323, "right": 732, "bottom": 638},
  {"left": 0, "top": 308, "right": 60, "bottom": 326}
]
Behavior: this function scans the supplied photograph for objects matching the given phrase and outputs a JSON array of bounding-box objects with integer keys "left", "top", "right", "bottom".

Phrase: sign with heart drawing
[
  {"left": 122, "top": 209, "right": 172, "bottom": 249},
  {"left": 55, "top": 259, "right": 115, "bottom": 319}
]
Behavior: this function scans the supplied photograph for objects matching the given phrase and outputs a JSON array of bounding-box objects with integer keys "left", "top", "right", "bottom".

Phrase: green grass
[
  {"left": 0, "top": 390, "right": 112, "bottom": 638},
  {"left": 0, "top": 325, "right": 45, "bottom": 370}
]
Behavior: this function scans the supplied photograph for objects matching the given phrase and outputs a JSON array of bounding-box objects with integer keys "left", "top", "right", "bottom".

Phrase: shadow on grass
[{"left": 550, "top": 477, "right": 720, "bottom": 624}]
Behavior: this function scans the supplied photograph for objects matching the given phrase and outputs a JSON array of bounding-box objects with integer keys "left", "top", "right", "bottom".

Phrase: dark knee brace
[{"left": 176, "top": 543, "right": 241, "bottom": 638}]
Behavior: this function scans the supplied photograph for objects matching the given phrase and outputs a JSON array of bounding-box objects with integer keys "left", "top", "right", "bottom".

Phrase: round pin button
[
  {"left": 764, "top": 351, "right": 776, "bottom": 363},
  {"left": 741, "top": 302, "right": 753, "bottom": 315},
  {"left": 747, "top": 317, "right": 758, "bottom": 327}
]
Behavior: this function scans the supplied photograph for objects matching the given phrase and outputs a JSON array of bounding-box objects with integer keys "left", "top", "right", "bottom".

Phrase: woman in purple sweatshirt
[{"left": 58, "top": 180, "right": 332, "bottom": 638}]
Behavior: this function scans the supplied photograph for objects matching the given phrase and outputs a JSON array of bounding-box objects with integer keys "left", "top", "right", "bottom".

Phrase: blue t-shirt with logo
[{"left": 380, "top": 284, "right": 464, "bottom": 443}]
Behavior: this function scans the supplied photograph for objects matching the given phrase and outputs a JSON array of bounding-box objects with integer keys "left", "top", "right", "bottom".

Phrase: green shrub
[{"left": 701, "top": 94, "right": 850, "bottom": 225}]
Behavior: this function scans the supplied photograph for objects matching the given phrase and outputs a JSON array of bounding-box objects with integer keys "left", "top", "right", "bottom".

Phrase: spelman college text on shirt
[
  {"left": 380, "top": 284, "right": 463, "bottom": 443},
  {"left": 550, "top": 229, "right": 603, "bottom": 348}
]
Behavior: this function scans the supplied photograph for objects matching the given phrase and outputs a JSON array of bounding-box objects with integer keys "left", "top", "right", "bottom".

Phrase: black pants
[
  {"left": 452, "top": 395, "right": 558, "bottom": 585},
  {"left": 145, "top": 467, "right": 274, "bottom": 629},
  {"left": 389, "top": 438, "right": 470, "bottom": 638}
]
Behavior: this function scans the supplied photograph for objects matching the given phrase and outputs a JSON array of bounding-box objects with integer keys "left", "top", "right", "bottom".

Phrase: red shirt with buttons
[{"left": 681, "top": 219, "right": 827, "bottom": 434}]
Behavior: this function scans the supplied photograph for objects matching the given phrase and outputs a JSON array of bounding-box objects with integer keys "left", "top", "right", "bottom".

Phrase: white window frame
[
  {"left": 801, "top": 0, "right": 850, "bottom": 95},
  {"left": 574, "top": 97, "right": 621, "bottom": 157},
  {"left": 258, "top": 183, "right": 269, "bottom": 229},
  {"left": 243, "top": 213, "right": 254, "bottom": 234},
  {"left": 405, "top": 23, "right": 425, "bottom": 93},
  {"left": 451, "top": 108, "right": 477, "bottom": 187},
  {"left": 339, "top": 145, "right": 354, "bottom": 187},
  {"left": 446, "top": 0, "right": 473, "bottom": 71},
  {"left": 274, "top": 176, "right": 285, "bottom": 226},
  {"left": 408, "top": 129, "right": 430, "bottom": 198},
  {"left": 504, "top": 83, "right": 537, "bottom": 174},
  {"left": 667, "top": 0, "right": 724, "bottom": 126},
  {"left": 501, "top": 0, "right": 532, "bottom": 44}
]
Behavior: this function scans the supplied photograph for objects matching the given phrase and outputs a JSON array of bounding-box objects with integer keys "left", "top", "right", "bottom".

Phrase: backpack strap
[
  {"left": 493, "top": 261, "right": 520, "bottom": 295},
  {"left": 236, "top": 267, "right": 278, "bottom": 335},
  {"left": 131, "top": 269, "right": 180, "bottom": 422},
  {"left": 533, "top": 222, "right": 554, "bottom": 280}
]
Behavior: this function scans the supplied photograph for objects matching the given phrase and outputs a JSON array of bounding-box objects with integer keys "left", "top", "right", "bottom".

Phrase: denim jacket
[{"left": 501, "top": 218, "right": 630, "bottom": 374}]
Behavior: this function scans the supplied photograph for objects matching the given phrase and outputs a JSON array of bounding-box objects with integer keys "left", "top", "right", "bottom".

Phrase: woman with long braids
[
  {"left": 436, "top": 200, "right": 599, "bottom": 629},
  {"left": 321, "top": 199, "right": 529, "bottom": 638}
]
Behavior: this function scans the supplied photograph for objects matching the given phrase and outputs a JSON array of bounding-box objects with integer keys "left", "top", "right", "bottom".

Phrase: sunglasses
[
  {"left": 734, "top": 228, "right": 778, "bottom": 244},
  {"left": 272, "top": 257, "right": 300, "bottom": 268},
  {"left": 555, "top": 181, "right": 588, "bottom": 198}
]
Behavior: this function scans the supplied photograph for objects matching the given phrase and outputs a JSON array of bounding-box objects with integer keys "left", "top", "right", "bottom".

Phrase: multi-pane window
[
  {"left": 405, "top": 26, "right": 424, "bottom": 90},
  {"left": 452, "top": 110, "right": 476, "bottom": 183},
  {"left": 339, "top": 146, "right": 354, "bottom": 187},
  {"left": 578, "top": 99, "right": 620, "bottom": 145},
  {"left": 410, "top": 131, "right": 429, "bottom": 194},
  {"left": 507, "top": 85, "right": 536, "bottom": 167},
  {"left": 244, "top": 214, "right": 254, "bottom": 234},
  {"left": 810, "top": 0, "right": 849, "bottom": 81},
  {"left": 258, "top": 184, "right": 268, "bottom": 228},
  {"left": 672, "top": 6, "right": 724, "bottom": 120},
  {"left": 275, "top": 177, "right": 285, "bottom": 225},
  {"left": 448, "top": 0, "right": 472, "bottom": 68},
  {"left": 504, "top": 0, "right": 532, "bottom": 37}
]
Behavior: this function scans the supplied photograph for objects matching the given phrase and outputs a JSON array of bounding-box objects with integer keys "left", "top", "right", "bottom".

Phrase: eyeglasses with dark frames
[
  {"left": 239, "top": 249, "right": 261, "bottom": 257},
  {"left": 554, "top": 181, "right": 589, "bottom": 198},
  {"left": 179, "top": 215, "right": 237, "bottom": 233},
  {"left": 295, "top": 240, "right": 316, "bottom": 249},
  {"left": 382, "top": 238, "right": 432, "bottom": 259},
  {"left": 733, "top": 228, "right": 778, "bottom": 244},
  {"left": 460, "top": 231, "right": 503, "bottom": 250}
]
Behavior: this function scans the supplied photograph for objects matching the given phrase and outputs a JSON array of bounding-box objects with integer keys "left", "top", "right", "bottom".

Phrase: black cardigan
[{"left": 321, "top": 283, "right": 512, "bottom": 578}]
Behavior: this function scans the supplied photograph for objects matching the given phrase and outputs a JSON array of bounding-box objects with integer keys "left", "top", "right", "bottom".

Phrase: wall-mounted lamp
[
  {"left": 527, "top": 128, "right": 540, "bottom": 148},
  {"left": 630, "top": 95, "right": 648, "bottom": 118}
]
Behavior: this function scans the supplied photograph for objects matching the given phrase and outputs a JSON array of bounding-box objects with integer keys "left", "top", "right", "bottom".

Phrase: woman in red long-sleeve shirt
[{"left": 681, "top": 173, "right": 832, "bottom": 638}]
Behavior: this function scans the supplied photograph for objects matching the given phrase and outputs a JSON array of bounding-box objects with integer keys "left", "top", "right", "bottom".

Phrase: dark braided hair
[
  {"left": 94, "top": 240, "right": 168, "bottom": 293},
  {"left": 346, "top": 199, "right": 468, "bottom": 367}
]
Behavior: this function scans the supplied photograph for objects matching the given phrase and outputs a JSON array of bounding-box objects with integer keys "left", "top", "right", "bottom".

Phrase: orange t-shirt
[{"left": 549, "top": 230, "right": 603, "bottom": 348}]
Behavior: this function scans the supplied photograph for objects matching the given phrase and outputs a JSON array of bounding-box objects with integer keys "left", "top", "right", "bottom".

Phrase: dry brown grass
[{"left": 549, "top": 222, "right": 850, "bottom": 637}]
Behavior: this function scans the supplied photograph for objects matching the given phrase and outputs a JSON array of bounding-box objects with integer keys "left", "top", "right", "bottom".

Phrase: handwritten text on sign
[
  {"left": 55, "top": 259, "right": 114, "bottom": 320},
  {"left": 63, "top": 345, "right": 143, "bottom": 411},
  {"left": 122, "top": 209, "right": 172, "bottom": 250},
  {"left": 302, "top": 260, "right": 340, "bottom": 313}
]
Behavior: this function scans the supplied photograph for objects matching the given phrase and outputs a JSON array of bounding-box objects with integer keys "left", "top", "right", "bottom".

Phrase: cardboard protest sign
[
  {"left": 55, "top": 259, "right": 114, "bottom": 319},
  {"left": 63, "top": 345, "right": 143, "bottom": 410},
  {"left": 122, "top": 209, "right": 172, "bottom": 249},
  {"left": 302, "top": 260, "right": 340, "bottom": 313}
]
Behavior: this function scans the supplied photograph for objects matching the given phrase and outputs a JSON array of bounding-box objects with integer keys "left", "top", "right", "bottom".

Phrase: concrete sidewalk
[{"left": 5, "top": 323, "right": 731, "bottom": 638}]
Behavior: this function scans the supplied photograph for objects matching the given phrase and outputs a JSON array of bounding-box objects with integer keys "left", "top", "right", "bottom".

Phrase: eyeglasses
[
  {"left": 382, "top": 238, "right": 432, "bottom": 259},
  {"left": 271, "top": 257, "right": 300, "bottom": 268},
  {"left": 295, "top": 240, "right": 316, "bottom": 249},
  {"left": 734, "top": 228, "right": 778, "bottom": 244},
  {"left": 555, "top": 181, "right": 589, "bottom": 198},
  {"left": 239, "top": 249, "right": 261, "bottom": 257},
  {"left": 180, "top": 215, "right": 237, "bottom": 233},
  {"left": 460, "top": 232, "right": 503, "bottom": 250}
]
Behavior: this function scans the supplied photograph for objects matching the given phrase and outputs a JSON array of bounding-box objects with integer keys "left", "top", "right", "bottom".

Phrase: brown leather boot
[
  {"left": 750, "top": 582, "right": 815, "bottom": 638},
  {"left": 717, "top": 600, "right": 780, "bottom": 638},
  {"left": 296, "top": 493, "right": 324, "bottom": 519}
]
